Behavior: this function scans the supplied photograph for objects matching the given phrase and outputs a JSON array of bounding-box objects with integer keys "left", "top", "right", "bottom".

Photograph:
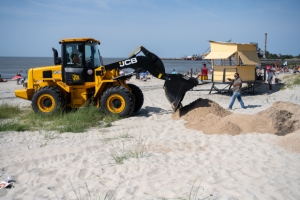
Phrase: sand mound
[
  {"left": 256, "top": 101, "right": 300, "bottom": 136},
  {"left": 277, "top": 129, "right": 300, "bottom": 153},
  {"left": 173, "top": 99, "right": 300, "bottom": 136}
]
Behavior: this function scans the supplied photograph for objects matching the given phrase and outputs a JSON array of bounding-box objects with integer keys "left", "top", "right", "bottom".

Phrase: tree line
[{"left": 264, "top": 51, "right": 299, "bottom": 59}]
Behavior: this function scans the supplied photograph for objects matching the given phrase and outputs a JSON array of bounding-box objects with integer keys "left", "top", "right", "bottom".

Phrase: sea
[{"left": 0, "top": 57, "right": 212, "bottom": 79}]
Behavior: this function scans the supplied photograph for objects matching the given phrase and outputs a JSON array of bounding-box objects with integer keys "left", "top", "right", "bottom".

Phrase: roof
[
  {"left": 208, "top": 40, "right": 257, "bottom": 46},
  {"left": 204, "top": 40, "right": 260, "bottom": 65},
  {"left": 60, "top": 38, "right": 100, "bottom": 44}
]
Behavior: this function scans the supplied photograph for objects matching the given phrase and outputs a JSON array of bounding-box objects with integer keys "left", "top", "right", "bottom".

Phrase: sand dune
[{"left": 0, "top": 75, "right": 300, "bottom": 199}]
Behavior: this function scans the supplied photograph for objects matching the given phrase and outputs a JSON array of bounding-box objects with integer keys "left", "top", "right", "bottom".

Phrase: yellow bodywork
[
  {"left": 14, "top": 38, "right": 145, "bottom": 115},
  {"left": 14, "top": 64, "right": 126, "bottom": 109},
  {"left": 204, "top": 41, "right": 260, "bottom": 83}
]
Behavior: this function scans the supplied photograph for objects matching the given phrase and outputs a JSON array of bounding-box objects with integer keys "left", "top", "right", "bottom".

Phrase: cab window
[
  {"left": 85, "top": 43, "right": 101, "bottom": 68},
  {"left": 65, "top": 44, "right": 83, "bottom": 67}
]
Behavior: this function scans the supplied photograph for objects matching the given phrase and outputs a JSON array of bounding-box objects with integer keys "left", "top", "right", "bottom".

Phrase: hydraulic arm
[{"left": 104, "top": 46, "right": 199, "bottom": 111}]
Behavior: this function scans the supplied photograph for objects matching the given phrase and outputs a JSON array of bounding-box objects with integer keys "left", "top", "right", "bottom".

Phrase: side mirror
[
  {"left": 52, "top": 48, "right": 62, "bottom": 65},
  {"left": 56, "top": 57, "right": 62, "bottom": 65}
]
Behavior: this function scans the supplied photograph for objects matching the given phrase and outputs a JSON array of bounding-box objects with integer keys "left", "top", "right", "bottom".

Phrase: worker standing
[{"left": 227, "top": 73, "right": 246, "bottom": 109}]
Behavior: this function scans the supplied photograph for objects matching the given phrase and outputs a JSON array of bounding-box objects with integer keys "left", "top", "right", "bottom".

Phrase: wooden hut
[{"left": 204, "top": 40, "right": 261, "bottom": 93}]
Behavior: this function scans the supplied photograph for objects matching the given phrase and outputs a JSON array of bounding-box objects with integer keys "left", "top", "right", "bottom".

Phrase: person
[
  {"left": 16, "top": 73, "right": 22, "bottom": 85},
  {"left": 135, "top": 73, "right": 140, "bottom": 79},
  {"left": 71, "top": 51, "right": 81, "bottom": 66},
  {"left": 267, "top": 65, "right": 275, "bottom": 90},
  {"left": 274, "top": 77, "right": 281, "bottom": 84},
  {"left": 227, "top": 73, "right": 246, "bottom": 109},
  {"left": 194, "top": 69, "right": 199, "bottom": 75},
  {"left": 293, "top": 66, "right": 299, "bottom": 74},
  {"left": 256, "top": 68, "right": 263, "bottom": 80},
  {"left": 0, "top": 74, "right": 7, "bottom": 82},
  {"left": 266, "top": 64, "right": 271, "bottom": 74},
  {"left": 274, "top": 65, "right": 280, "bottom": 75},
  {"left": 201, "top": 63, "right": 208, "bottom": 80},
  {"left": 140, "top": 71, "right": 147, "bottom": 81},
  {"left": 186, "top": 70, "right": 190, "bottom": 76},
  {"left": 197, "top": 63, "right": 208, "bottom": 81},
  {"left": 171, "top": 69, "right": 178, "bottom": 74}
]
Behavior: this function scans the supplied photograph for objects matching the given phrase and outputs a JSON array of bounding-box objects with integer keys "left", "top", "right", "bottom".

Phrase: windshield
[
  {"left": 85, "top": 43, "right": 102, "bottom": 68},
  {"left": 65, "top": 43, "right": 83, "bottom": 66}
]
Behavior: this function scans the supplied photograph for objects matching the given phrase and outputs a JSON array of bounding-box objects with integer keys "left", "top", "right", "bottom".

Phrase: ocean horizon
[{"left": 0, "top": 56, "right": 211, "bottom": 79}]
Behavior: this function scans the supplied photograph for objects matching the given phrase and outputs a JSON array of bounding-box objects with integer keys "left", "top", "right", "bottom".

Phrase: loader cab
[{"left": 60, "top": 38, "right": 102, "bottom": 84}]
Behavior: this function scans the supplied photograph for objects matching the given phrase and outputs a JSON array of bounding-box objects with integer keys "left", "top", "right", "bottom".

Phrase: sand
[
  {"left": 0, "top": 74, "right": 300, "bottom": 199},
  {"left": 173, "top": 99, "right": 300, "bottom": 136}
]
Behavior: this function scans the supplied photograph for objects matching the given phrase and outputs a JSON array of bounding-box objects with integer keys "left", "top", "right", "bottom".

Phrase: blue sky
[{"left": 0, "top": 0, "right": 299, "bottom": 57}]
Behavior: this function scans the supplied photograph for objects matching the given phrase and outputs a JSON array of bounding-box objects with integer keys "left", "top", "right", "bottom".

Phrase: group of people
[
  {"left": 271, "top": 65, "right": 289, "bottom": 74},
  {"left": 171, "top": 63, "right": 212, "bottom": 78},
  {"left": 135, "top": 71, "right": 151, "bottom": 81},
  {"left": 0, "top": 73, "right": 27, "bottom": 83}
]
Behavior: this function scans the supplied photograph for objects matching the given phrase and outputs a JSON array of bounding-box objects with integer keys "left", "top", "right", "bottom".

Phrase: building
[{"left": 203, "top": 40, "right": 262, "bottom": 94}]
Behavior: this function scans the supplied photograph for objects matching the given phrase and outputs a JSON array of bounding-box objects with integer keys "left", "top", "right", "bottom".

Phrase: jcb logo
[
  {"left": 119, "top": 58, "right": 137, "bottom": 67},
  {"left": 53, "top": 70, "right": 62, "bottom": 74},
  {"left": 72, "top": 74, "right": 80, "bottom": 81}
]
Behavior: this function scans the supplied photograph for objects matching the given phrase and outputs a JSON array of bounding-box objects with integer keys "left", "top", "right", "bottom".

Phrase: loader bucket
[{"left": 163, "top": 74, "right": 199, "bottom": 112}]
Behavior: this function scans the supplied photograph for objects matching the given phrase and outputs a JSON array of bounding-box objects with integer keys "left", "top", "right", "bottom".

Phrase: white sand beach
[{"left": 0, "top": 75, "right": 300, "bottom": 199}]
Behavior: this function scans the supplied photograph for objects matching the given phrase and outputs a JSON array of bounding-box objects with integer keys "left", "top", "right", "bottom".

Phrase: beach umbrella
[{"left": 12, "top": 75, "right": 22, "bottom": 80}]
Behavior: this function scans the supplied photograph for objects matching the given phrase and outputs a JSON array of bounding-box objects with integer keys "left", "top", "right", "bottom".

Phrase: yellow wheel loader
[{"left": 14, "top": 38, "right": 198, "bottom": 116}]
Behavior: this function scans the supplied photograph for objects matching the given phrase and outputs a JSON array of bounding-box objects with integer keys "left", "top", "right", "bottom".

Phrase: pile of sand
[{"left": 173, "top": 99, "right": 300, "bottom": 136}]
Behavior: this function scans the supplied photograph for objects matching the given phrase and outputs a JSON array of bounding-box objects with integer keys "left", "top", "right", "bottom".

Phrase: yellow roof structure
[
  {"left": 204, "top": 40, "right": 260, "bottom": 65},
  {"left": 60, "top": 38, "right": 100, "bottom": 44}
]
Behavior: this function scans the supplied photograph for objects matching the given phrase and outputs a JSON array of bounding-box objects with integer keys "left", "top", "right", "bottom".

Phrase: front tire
[
  {"left": 127, "top": 83, "right": 144, "bottom": 112},
  {"left": 100, "top": 86, "right": 135, "bottom": 117},
  {"left": 31, "top": 86, "right": 64, "bottom": 114}
]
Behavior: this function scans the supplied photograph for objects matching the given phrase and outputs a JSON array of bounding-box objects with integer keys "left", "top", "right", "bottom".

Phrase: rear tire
[
  {"left": 100, "top": 86, "right": 135, "bottom": 117},
  {"left": 127, "top": 83, "right": 144, "bottom": 112},
  {"left": 32, "top": 86, "right": 64, "bottom": 114}
]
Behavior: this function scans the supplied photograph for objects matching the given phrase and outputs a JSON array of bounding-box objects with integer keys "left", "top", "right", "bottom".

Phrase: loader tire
[
  {"left": 127, "top": 83, "right": 144, "bottom": 113},
  {"left": 32, "top": 86, "right": 64, "bottom": 114},
  {"left": 100, "top": 86, "right": 135, "bottom": 117}
]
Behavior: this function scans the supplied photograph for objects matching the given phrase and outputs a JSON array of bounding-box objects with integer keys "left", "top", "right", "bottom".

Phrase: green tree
[{"left": 265, "top": 51, "right": 270, "bottom": 58}]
